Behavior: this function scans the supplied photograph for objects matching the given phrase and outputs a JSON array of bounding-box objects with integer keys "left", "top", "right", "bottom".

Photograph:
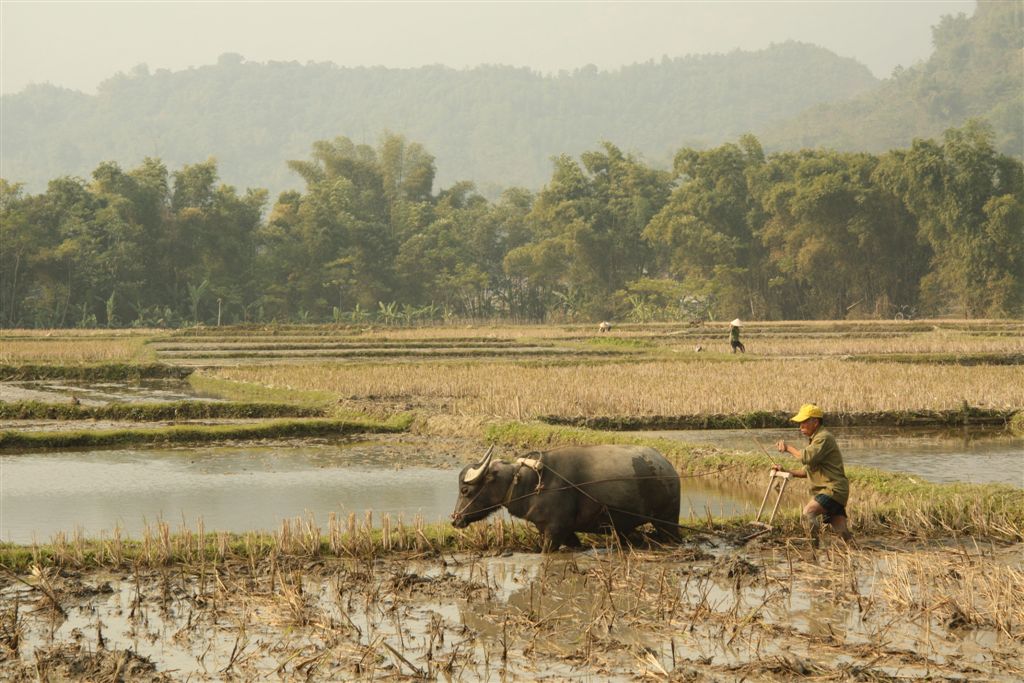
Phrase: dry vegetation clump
[
  {"left": 12, "top": 644, "right": 174, "bottom": 683},
  {"left": 875, "top": 548, "right": 1024, "bottom": 637},
  {"left": 207, "top": 358, "right": 1024, "bottom": 420},
  {"left": 4, "top": 514, "right": 543, "bottom": 573},
  {"left": 0, "top": 335, "right": 155, "bottom": 363}
]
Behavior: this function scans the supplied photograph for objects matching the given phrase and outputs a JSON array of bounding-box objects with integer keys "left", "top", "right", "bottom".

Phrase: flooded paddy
[
  {"left": 0, "top": 438, "right": 750, "bottom": 544},
  {"left": 0, "top": 378, "right": 213, "bottom": 406},
  {"left": 629, "top": 426, "right": 1024, "bottom": 487},
  {"left": 3, "top": 541, "right": 1021, "bottom": 681}
]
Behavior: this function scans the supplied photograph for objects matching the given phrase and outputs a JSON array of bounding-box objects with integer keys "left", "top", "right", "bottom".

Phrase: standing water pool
[
  {"left": 627, "top": 426, "right": 1024, "bottom": 487},
  {"left": 0, "top": 438, "right": 750, "bottom": 543}
]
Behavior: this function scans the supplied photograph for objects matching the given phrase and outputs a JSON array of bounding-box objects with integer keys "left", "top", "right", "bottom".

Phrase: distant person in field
[
  {"left": 774, "top": 403, "right": 853, "bottom": 547},
  {"left": 729, "top": 318, "right": 745, "bottom": 353}
]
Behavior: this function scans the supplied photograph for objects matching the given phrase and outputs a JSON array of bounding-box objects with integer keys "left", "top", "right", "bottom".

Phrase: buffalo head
[{"left": 451, "top": 446, "right": 508, "bottom": 528}]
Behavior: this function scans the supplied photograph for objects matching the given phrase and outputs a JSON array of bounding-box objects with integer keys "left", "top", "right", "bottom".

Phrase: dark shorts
[{"left": 814, "top": 494, "right": 847, "bottom": 520}]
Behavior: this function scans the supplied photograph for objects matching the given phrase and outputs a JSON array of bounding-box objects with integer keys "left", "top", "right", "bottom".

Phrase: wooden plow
[{"left": 741, "top": 469, "right": 792, "bottom": 542}]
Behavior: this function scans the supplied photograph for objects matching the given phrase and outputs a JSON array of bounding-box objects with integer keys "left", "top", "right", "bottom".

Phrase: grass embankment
[
  {"left": 186, "top": 373, "right": 334, "bottom": 406},
  {"left": 0, "top": 414, "right": 413, "bottom": 451},
  {"left": 1013, "top": 411, "right": 1024, "bottom": 436},
  {"left": 187, "top": 373, "right": 403, "bottom": 422},
  {"left": 0, "top": 362, "right": 190, "bottom": 381}
]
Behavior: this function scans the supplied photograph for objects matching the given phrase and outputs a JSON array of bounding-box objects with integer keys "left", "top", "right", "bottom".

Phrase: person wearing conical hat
[
  {"left": 729, "top": 318, "right": 745, "bottom": 353},
  {"left": 774, "top": 403, "right": 853, "bottom": 546}
]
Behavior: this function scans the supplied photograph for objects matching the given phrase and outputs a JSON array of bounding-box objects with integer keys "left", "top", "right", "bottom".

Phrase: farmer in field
[
  {"left": 774, "top": 403, "right": 853, "bottom": 546},
  {"left": 729, "top": 319, "right": 745, "bottom": 353}
]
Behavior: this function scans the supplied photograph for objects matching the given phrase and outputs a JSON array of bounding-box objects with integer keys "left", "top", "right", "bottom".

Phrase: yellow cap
[{"left": 790, "top": 403, "right": 824, "bottom": 422}]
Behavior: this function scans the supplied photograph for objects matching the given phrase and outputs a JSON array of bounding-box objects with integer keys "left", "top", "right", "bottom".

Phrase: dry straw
[
  {"left": 209, "top": 358, "right": 1024, "bottom": 419},
  {"left": 0, "top": 336, "right": 155, "bottom": 363}
]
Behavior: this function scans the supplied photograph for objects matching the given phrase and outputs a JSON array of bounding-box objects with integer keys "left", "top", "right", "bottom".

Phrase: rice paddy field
[{"left": 1, "top": 319, "right": 1022, "bottom": 681}]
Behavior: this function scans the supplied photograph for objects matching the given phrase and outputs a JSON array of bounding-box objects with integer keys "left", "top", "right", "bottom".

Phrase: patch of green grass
[
  {"left": 188, "top": 373, "right": 335, "bottom": 406},
  {"left": 0, "top": 415, "right": 413, "bottom": 451},
  {"left": 1009, "top": 410, "right": 1024, "bottom": 435},
  {"left": 582, "top": 337, "right": 654, "bottom": 349},
  {"left": 188, "top": 373, "right": 384, "bottom": 422}
]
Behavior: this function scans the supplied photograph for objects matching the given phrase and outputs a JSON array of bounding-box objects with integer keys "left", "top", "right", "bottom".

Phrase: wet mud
[
  {"left": 2, "top": 538, "right": 1020, "bottom": 681},
  {"left": 0, "top": 379, "right": 211, "bottom": 406}
]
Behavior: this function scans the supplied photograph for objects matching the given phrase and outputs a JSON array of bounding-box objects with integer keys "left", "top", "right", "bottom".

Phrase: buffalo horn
[{"left": 463, "top": 444, "right": 495, "bottom": 483}]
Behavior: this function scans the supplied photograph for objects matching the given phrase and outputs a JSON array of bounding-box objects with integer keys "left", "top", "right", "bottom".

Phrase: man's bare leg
[
  {"left": 802, "top": 500, "right": 827, "bottom": 547},
  {"left": 829, "top": 515, "right": 854, "bottom": 543}
]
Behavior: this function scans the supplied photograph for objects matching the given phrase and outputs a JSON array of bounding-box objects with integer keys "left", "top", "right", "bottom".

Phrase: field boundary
[
  {"left": 0, "top": 415, "right": 413, "bottom": 451},
  {"left": 0, "top": 363, "right": 191, "bottom": 381}
]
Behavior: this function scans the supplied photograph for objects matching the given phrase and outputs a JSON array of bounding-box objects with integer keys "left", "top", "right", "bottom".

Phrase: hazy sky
[{"left": 1, "top": 1, "right": 977, "bottom": 95}]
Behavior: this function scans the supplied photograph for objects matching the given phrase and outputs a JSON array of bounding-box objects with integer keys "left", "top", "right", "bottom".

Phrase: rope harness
[{"left": 502, "top": 457, "right": 545, "bottom": 504}]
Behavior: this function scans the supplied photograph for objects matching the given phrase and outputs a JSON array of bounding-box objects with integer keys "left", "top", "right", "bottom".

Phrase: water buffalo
[{"left": 451, "top": 444, "right": 681, "bottom": 551}]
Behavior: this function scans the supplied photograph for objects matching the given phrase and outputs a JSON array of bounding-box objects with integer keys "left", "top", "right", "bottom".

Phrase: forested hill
[
  {"left": 762, "top": 1, "right": 1022, "bottom": 156},
  {"left": 1, "top": 42, "right": 876, "bottom": 196}
]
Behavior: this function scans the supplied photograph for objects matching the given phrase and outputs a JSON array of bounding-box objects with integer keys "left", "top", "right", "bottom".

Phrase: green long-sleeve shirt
[{"left": 800, "top": 427, "right": 850, "bottom": 506}]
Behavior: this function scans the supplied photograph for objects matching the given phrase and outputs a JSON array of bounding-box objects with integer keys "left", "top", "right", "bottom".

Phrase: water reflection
[
  {"left": 0, "top": 443, "right": 455, "bottom": 543},
  {"left": 629, "top": 426, "right": 1024, "bottom": 487}
]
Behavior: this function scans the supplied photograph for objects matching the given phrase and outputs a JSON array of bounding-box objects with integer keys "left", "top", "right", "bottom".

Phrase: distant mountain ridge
[
  {"left": 1, "top": 41, "right": 877, "bottom": 195},
  {"left": 761, "top": 1, "right": 1022, "bottom": 156}
]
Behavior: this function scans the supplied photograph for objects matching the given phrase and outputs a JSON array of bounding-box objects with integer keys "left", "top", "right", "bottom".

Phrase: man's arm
[
  {"left": 780, "top": 435, "right": 830, "bottom": 467},
  {"left": 776, "top": 439, "right": 802, "bottom": 461},
  {"left": 775, "top": 439, "right": 808, "bottom": 477},
  {"left": 771, "top": 462, "right": 807, "bottom": 478}
]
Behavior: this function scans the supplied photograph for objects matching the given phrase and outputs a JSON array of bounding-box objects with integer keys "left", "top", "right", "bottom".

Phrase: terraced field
[
  {"left": 2, "top": 320, "right": 1023, "bottom": 682},
  {"left": 144, "top": 319, "right": 1024, "bottom": 366}
]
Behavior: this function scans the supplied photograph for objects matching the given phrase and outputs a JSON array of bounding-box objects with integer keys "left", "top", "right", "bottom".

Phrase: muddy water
[
  {"left": 0, "top": 439, "right": 750, "bottom": 543},
  {"left": 629, "top": 426, "right": 1024, "bottom": 487},
  {"left": 0, "top": 379, "right": 215, "bottom": 406},
  {"left": 5, "top": 544, "right": 1020, "bottom": 681}
]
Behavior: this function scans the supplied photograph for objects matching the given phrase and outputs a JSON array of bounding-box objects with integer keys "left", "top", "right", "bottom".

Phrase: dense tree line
[{"left": 3, "top": 124, "right": 1021, "bottom": 328}]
